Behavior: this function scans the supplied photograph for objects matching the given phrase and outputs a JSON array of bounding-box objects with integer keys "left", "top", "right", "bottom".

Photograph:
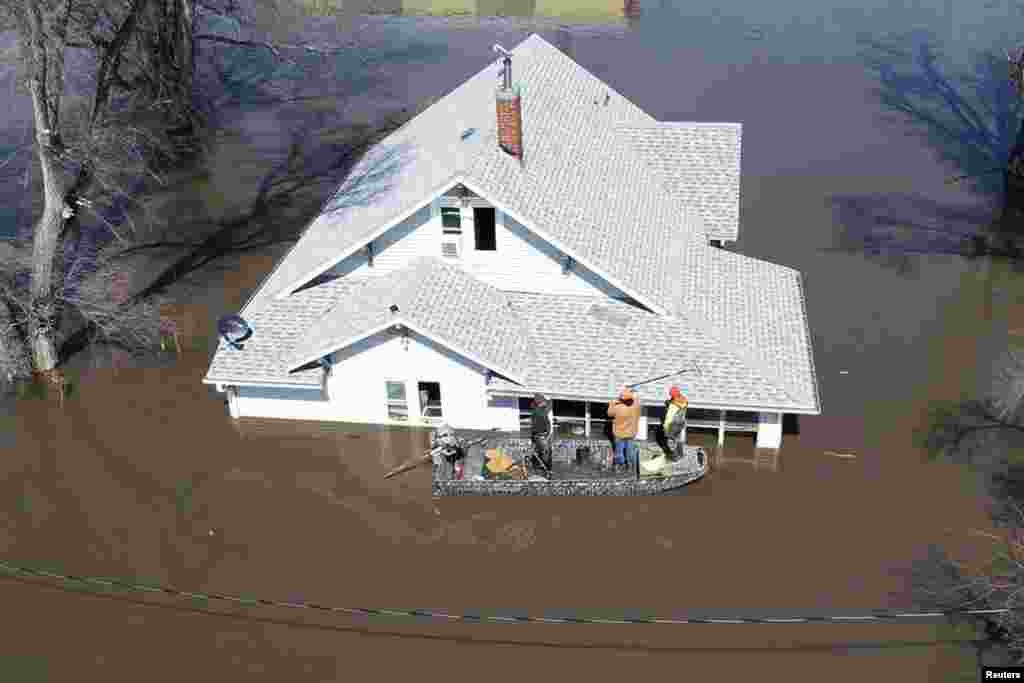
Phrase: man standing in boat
[
  {"left": 431, "top": 423, "right": 467, "bottom": 480},
  {"left": 530, "top": 393, "right": 554, "bottom": 474},
  {"left": 608, "top": 387, "right": 641, "bottom": 473},
  {"left": 662, "top": 386, "right": 689, "bottom": 461}
]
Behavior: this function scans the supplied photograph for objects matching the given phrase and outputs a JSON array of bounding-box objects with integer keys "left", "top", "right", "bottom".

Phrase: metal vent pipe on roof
[{"left": 493, "top": 44, "right": 512, "bottom": 90}]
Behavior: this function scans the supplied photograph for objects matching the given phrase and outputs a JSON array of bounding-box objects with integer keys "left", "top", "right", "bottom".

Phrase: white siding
[
  {"left": 234, "top": 384, "right": 337, "bottom": 421},
  {"left": 326, "top": 329, "right": 521, "bottom": 430},
  {"left": 234, "top": 329, "right": 520, "bottom": 429},
  {"left": 325, "top": 198, "right": 628, "bottom": 298},
  {"left": 327, "top": 204, "right": 435, "bottom": 279},
  {"left": 756, "top": 411, "right": 783, "bottom": 449}
]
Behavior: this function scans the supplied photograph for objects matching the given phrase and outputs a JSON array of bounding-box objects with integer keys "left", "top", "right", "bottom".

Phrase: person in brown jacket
[{"left": 608, "top": 387, "right": 641, "bottom": 472}]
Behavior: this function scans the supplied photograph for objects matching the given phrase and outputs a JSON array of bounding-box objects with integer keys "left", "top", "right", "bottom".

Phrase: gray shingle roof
[
  {"left": 241, "top": 32, "right": 708, "bottom": 319},
  {"left": 485, "top": 293, "right": 812, "bottom": 412},
  {"left": 676, "top": 247, "right": 820, "bottom": 411},
  {"left": 204, "top": 278, "right": 358, "bottom": 387},
  {"left": 619, "top": 123, "right": 742, "bottom": 243},
  {"left": 285, "top": 257, "right": 536, "bottom": 381}
]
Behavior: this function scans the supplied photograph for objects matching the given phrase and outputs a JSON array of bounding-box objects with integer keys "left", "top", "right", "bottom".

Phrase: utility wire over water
[{"left": 0, "top": 560, "right": 1008, "bottom": 627}]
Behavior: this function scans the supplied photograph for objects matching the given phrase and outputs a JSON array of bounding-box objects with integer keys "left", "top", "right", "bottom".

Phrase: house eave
[
  {"left": 272, "top": 177, "right": 464, "bottom": 303},
  {"left": 286, "top": 317, "right": 528, "bottom": 387},
  {"left": 457, "top": 177, "right": 669, "bottom": 317},
  {"left": 485, "top": 386, "right": 819, "bottom": 415},
  {"left": 202, "top": 378, "right": 323, "bottom": 390}
]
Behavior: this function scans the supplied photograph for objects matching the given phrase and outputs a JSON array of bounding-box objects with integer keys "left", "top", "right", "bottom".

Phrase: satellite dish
[{"left": 217, "top": 315, "right": 252, "bottom": 350}]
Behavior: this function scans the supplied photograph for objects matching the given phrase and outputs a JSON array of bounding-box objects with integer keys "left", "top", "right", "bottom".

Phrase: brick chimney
[{"left": 494, "top": 45, "right": 522, "bottom": 159}]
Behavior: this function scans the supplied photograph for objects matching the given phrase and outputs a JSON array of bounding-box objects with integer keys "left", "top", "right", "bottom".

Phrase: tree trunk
[
  {"left": 26, "top": 79, "right": 68, "bottom": 374},
  {"left": 1002, "top": 116, "right": 1024, "bottom": 237}
]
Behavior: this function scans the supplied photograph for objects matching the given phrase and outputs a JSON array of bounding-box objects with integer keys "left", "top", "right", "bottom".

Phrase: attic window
[
  {"left": 562, "top": 255, "right": 574, "bottom": 275},
  {"left": 441, "top": 207, "right": 462, "bottom": 233},
  {"left": 461, "top": 127, "right": 477, "bottom": 141}
]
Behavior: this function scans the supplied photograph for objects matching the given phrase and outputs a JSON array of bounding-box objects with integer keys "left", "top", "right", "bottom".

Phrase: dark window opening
[
  {"left": 473, "top": 207, "right": 496, "bottom": 251},
  {"left": 726, "top": 410, "right": 759, "bottom": 424},
  {"left": 518, "top": 397, "right": 533, "bottom": 432},
  {"left": 688, "top": 408, "right": 721, "bottom": 422},
  {"left": 418, "top": 381, "right": 443, "bottom": 418},
  {"left": 441, "top": 207, "right": 461, "bottom": 233}
]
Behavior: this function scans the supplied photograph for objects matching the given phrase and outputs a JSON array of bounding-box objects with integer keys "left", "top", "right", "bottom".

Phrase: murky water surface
[{"left": 5, "top": 5, "right": 1024, "bottom": 680}]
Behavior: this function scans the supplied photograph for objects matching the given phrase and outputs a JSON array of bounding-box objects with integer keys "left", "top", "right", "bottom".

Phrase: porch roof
[{"left": 485, "top": 291, "right": 820, "bottom": 414}]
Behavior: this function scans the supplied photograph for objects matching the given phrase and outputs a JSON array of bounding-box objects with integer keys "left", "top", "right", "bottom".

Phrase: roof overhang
[
  {"left": 457, "top": 177, "right": 669, "bottom": 317},
  {"left": 287, "top": 317, "right": 528, "bottom": 386},
  {"left": 267, "top": 171, "right": 670, "bottom": 317},
  {"left": 202, "top": 378, "right": 324, "bottom": 390},
  {"left": 273, "top": 177, "right": 464, "bottom": 303},
  {"left": 485, "top": 386, "right": 820, "bottom": 415}
]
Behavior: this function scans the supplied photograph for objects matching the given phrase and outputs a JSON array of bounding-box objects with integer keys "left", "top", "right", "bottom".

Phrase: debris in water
[{"left": 824, "top": 451, "right": 856, "bottom": 459}]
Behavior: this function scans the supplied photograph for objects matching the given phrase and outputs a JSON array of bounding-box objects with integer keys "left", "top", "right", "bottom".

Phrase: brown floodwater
[
  {"left": 5, "top": 12, "right": 1024, "bottom": 681},
  {"left": 0, "top": 229, "right": 1010, "bottom": 679}
]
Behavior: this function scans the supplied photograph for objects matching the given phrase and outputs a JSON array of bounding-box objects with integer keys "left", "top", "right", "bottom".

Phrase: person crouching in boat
[
  {"left": 662, "top": 386, "right": 688, "bottom": 462},
  {"left": 530, "top": 393, "right": 554, "bottom": 474},
  {"left": 608, "top": 387, "right": 641, "bottom": 473},
  {"left": 432, "top": 423, "right": 467, "bottom": 480}
]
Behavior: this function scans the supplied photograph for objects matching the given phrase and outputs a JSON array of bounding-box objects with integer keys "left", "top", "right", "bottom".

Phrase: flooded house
[{"left": 203, "top": 33, "right": 821, "bottom": 449}]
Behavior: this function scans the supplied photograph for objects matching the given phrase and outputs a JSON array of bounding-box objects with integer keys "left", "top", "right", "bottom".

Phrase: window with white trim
[
  {"left": 441, "top": 207, "right": 462, "bottom": 233},
  {"left": 385, "top": 381, "right": 408, "bottom": 421}
]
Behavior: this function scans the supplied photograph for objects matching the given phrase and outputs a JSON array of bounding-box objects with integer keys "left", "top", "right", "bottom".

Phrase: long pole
[{"left": 627, "top": 367, "right": 695, "bottom": 390}]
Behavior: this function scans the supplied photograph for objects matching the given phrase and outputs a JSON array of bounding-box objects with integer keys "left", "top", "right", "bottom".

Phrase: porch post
[
  {"left": 717, "top": 410, "right": 726, "bottom": 447},
  {"left": 227, "top": 386, "right": 240, "bottom": 419},
  {"left": 756, "top": 411, "right": 783, "bottom": 449},
  {"left": 584, "top": 400, "right": 591, "bottom": 437},
  {"left": 637, "top": 412, "right": 648, "bottom": 441}
]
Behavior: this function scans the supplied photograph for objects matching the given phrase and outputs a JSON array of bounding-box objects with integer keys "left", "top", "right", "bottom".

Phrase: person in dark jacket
[
  {"left": 431, "top": 423, "right": 467, "bottom": 480},
  {"left": 530, "top": 393, "right": 554, "bottom": 473}
]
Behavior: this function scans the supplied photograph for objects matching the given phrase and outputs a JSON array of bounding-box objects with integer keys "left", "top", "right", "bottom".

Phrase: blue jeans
[{"left": 614, "top": 438, "right": 637, "bottom": 467}]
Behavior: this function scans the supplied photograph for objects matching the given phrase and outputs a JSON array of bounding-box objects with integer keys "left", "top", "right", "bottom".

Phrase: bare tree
[
  {"left": 0, "top": 0, "right": 202, "bottom": 384},
  {"left": 0, "top": 0, "right": 386, "bottom": 386},
  {"left": 910, "top": 510, "right": 1024, "bottom": 666}
]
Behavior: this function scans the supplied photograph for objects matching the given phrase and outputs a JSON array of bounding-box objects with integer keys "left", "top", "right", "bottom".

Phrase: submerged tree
[{"left": 0, "top": 0, "right": 392, "bottom": 386}]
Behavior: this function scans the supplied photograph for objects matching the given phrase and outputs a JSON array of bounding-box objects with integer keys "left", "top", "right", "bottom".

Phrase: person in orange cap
[
  {"left": 661, "top": 386, "right": 689, "bottom": 461},
  {"left": 608, "top": 386, "right": 641, "bottom": 473}
]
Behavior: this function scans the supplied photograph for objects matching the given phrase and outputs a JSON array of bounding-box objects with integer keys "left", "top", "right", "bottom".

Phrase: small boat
[{"left": 433, "top": 432, "right": 708, "bottom": 497}]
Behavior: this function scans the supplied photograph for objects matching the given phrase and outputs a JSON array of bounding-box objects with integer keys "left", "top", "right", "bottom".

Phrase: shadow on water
[
  {"left": 835, "top": 29, "right": 1024, "bottom": 271},
  {"left": 828, "top": 192, "right": 998, "bottom": 275}
]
